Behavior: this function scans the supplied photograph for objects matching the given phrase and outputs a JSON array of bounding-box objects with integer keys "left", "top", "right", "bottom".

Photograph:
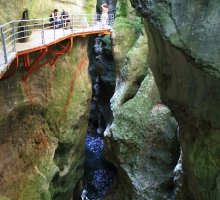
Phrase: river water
[
  {"left": 82, "top": 132, "right": 115, "bottom": 200},
  {"left": 81, "top": 34, "right": 116, "bottom": 200}
]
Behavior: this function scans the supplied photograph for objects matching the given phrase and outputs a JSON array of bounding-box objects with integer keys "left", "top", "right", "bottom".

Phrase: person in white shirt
[{"left": 101, "top": 4, "right": 109, "bottom": 28}]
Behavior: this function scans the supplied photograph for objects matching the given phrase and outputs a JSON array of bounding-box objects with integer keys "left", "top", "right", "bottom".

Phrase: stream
[{"left": 81, "top": 34, "right": 116, "bottom": 200}]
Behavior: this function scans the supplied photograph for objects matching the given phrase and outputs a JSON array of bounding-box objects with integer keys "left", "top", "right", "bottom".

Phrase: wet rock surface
[
  {"left": 103, "top": 1, "right": 180, "bottom": 199},
  {"left": 131, "top": 0, "right": 220, "bottom": 76},
  {"left": 0, "top": 0, "right": 97, "bottom": 198},
  {"left": 130, "top": 0, "right": 220, "bottom": 199},
  {"left": 105, "top": 75, "right": 179, "bottom": 200},
  {"left": 0, "top": 38, "right": 92, "bottom": 200}
]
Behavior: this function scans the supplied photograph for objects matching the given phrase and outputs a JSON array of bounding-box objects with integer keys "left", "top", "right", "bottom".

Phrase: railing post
[
  {"left": 100, "top": 14, "right": 102, "bottom": 30},
  {"left": 53, "top": 20, "right": 56, "bottom": 40},
  {"left": 1, "top": 27, "right": 8, "bottom": 64},
  {"left": 110, "top": 14, "right": 114, "bottom": 27},
  {"left": 12, "top": 21, "right": 16, "bottom": 52},
  {"left": 71, "top": 14, "right": 73, "bottom": 33},
  {"left": 42, "top": 18, "right": 45, "bottom": 44},
  {"left": 62, "top": 17, "right": 65, "bottom": 36},
  {"left": 92, "top": 14, "right": 94, "bottom": 31},
  {"left": 83, "top": 14, "right": 85, "bottom": 32}
]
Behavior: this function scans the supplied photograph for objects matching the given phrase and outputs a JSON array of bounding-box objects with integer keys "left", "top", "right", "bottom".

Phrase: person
[
  {"left": 22, "top": 8, "right": 29, "bottom": 20},
  {"left": 101, "top": 3, "right": 109, "bottom": 28},
  {"left": 60, "top": 9, "right": 70, "bottom": 28},
  {"left": 18, "top": 8, "right": 31, "bottom": 42},
  {"left": 49, "top": 9, "right": 62, "bottom": 28}
]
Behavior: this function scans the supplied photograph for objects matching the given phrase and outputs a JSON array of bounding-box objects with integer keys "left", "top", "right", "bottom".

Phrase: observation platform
[{"left": 0, "top": 14, "right": 114, "bottom": 81}]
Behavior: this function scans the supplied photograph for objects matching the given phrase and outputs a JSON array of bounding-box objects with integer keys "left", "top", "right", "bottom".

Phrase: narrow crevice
[{"left": 80, "top": 34, "right": 117, "bottom": 200}]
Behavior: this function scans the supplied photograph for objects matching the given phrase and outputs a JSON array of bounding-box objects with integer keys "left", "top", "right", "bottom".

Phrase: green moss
[
  {"left": 85, "top": 0, "right": 95, "bottom": 15},
  {"left": 102, "top": 35, "right": 112, "bottom": 52},
  {"left": 170, "top": 32, "right": 180, "bottom": 45},
  {"left": 49, "top": 141, "right": 85, "bottom": 200},
  {"left": 19, "top": 174, "right": 51, "bottom": 200},
  {"left": 27, "top": 0, "right": 52, "bottom": 19},
  {"left": 110, "top": 75, "right": 160, "bottom": 163},
  {"left": 114, "top": 16, "right": 142, "bottom": 32},
  {"left": 0, "top": 196, "right": 10, "bottom": 200},
  {"left": 121, "top": 33, "right": 149, "bottom": 82},
  {"left": 45, "top": 39, "right": 91, "bottom": 198},
  {"left": 113, "top": 16, "right": 142, "bottom": 49},
  {"left": 46, "top": 55, "right": 91, "bottom": 142},
  {"left": 186, "top": 129, "right": 220, "bottom": 199},
  {"left": 0, "top": 108, "right": 58, "bottom": 200},
  {"left": 116, "top": 0, "right": 131, "bottom": 17},
  {"left": 113, "top": 14, "right": 143, "bottom": 61}
]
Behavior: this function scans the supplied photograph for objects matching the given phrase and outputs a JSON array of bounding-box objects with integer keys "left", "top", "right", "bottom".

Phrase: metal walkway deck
[{"left": 0, "top": 14, "right": 114, "bottom": 80}]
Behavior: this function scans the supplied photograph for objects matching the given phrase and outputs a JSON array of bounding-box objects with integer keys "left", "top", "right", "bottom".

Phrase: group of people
[{"left": 49, "top": 3, "right": 109, "bottom": 29}]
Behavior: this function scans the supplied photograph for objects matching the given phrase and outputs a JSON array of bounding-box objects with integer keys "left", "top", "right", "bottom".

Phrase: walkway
[{"left": 0, "top": 14, "right": 114, "bottom": 80}]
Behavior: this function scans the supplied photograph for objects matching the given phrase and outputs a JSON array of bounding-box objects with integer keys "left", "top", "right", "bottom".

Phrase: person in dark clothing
[
  {"left": 49, "top": 9, "right": 62, "bottom": 28},
  {"left": 22, "top": 8, "right": 29, "bottom": 20},
  {"left": 18, "top": 8, "right": 31, "bottom": 42},
  {"left": 60, "top": 9, "right": 70, "bottom": 28}
]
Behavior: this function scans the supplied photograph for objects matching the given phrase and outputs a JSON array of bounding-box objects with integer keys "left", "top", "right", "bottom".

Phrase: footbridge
[{"left": 0, "top": 14, "right": 114, "bottom": 81}]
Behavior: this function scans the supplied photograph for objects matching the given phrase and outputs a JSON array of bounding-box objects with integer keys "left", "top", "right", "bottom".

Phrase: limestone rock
[
  {"left": 130, "top": 0, "right": 220, "bottom": 199},
  {"left": 0, "top": 38, "right": 91, "bottom": 200},
  {"left": 0, "top": 0, "right": 97, "bottom": 199},
  {"left": 104, "top": 1, "right": 179, "bottom": 199},
  {"left": 105, "top": 75, "right": 179, "bottom": 199}
]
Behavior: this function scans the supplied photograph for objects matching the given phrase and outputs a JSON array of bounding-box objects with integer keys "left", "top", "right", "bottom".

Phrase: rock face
[
  {"left": 104, "top": 0, "right": 179, "bottom": 199},
  {"left": 0, "top": 22, "right": 91, "bottom": 200},
  {"left": 0, "top": 1, "right": 97, "bottom": 199},
  {"left": 130, "top": 0, "right": 220, "bottom": 199},
  {"left": 0, "top": 0, "right": 96, "bottom": 24},
  {"left": 0, "top": 37, "right": 91, "bottom": 200}
]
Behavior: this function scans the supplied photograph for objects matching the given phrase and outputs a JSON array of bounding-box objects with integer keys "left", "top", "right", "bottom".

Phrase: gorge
[{"left": 0, "top": 0, "right": 220, "bottom": 200}]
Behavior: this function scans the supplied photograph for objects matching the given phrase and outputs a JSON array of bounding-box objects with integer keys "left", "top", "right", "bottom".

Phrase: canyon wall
[
  {"left": 130, "top": 0, "right": 220, "bottom": 199},
  {"left": 0, "top": 37, "right": 92, "bottom": 200},
  {"left": 0, "top": 1, "right": 96, "bottom": 199},
  {"left": 2, "top": 0, "right": 218, "bottom": 199},
  {"left": 104, "top": 0, "right": 179, "bottom": 199}
]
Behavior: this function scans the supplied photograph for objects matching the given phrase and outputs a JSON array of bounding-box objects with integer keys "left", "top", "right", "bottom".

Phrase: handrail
[{"left": 0, "top": 13, "right": 114, "bottom": 68}]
